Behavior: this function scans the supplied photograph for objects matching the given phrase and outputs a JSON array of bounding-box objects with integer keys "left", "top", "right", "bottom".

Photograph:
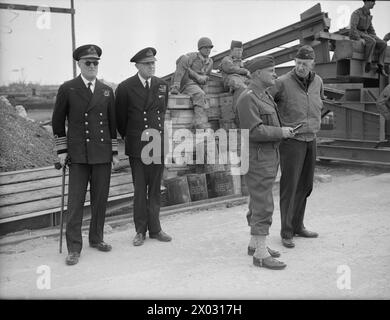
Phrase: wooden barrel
[
  {"left": 164, "top": 176, "right": 191, "bottom": 205},
  {"left": 187, "top": 173, "right": 208, "bottom": 201},
  {"left": 206, "top": 170, "right": 234, "bottom": 198}
]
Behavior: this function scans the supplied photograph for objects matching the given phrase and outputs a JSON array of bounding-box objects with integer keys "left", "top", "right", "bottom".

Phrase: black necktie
[
  {"left": 87, "top": 82, "right": 93, "bottom": 98},
  {"left": 145, "top": 80, "right": 149, "bottom": 91}
]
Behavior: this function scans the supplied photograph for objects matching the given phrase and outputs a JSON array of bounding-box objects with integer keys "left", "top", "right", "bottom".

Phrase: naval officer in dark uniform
[
  {"left": 52, "top": 44, "right": 119, "bottom": 265},
  {"left": 236, "top": 56, "right": 295, "bottom": 270},
  {"left": 115, "top": 47, "right": 172, "bottom": 246}
]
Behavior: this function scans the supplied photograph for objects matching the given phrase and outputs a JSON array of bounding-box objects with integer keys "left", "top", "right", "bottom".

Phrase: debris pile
[{"left": 0, "top": 96, "right": 56, "bottom": 172}]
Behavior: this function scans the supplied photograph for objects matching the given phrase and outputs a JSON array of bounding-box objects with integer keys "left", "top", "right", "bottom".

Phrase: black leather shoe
[
  {"left": 149, "top": 230, "right": 172, "bottom": 242},
  {"left": 295, "top": 229, "right": 318, "bottom": 238},
  {"left": 247, "top": 246, "right": 281, "bottom": 258},
  {"left": 90, "top": 241, "right": 112, "bottom": 252},
  {"left": 282, "top": 238, "right": 295, "bottom": 248},
  {"left": 133, "top": 233, "right": 146, "bottom": 246},
  {"left": 377, "top": 64, "right": 389, "bottom": 77},
  {"left": 253, "top": 256, "right": 286, "bottom": 270},
  {"left": 65, "top": 252, "right": 80, "bottom": 266}
]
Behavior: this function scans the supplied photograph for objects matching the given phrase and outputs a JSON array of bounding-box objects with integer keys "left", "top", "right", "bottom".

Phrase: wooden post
[{"left": 71, "top": 0, "right": 76, "bottom": 78}]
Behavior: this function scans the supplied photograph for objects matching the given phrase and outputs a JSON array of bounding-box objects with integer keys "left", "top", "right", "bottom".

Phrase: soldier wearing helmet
[{"left": 170, "top": 37, "right": 214, "bottom": 129}]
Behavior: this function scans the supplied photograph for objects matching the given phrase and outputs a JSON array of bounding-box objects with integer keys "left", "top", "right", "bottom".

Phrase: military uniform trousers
[
  {"left": 245, "top": 143, "right": 279, "bottom": 236},
  {"left": 357, "top": 31, "right": 387, "bottom": 65},
  {"left": 279, "top": 138, "right": 316, "bottom": 239},
  {"left": 129, "top": 157, "right": 164, "bottom": 235},
  {"left": 66, "top": 163, "right": 111, "bottom": 253}
]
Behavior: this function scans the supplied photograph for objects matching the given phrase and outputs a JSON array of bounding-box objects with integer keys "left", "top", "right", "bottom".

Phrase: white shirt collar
[
  {"left": 138, "top": 73, "right": 151, "bottom": 88},
  {"left": 80, "top": 74, "right": 96, "bottom": 92}
]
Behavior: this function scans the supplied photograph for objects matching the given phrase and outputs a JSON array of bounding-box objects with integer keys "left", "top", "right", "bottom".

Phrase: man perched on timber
[{"left": 349, "top": 0, "right": 388, "bottom": 76}]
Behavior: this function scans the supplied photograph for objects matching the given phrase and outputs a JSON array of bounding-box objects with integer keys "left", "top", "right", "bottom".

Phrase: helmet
[{"left": 198, "top": 37, "right": 213, "bottom": 49}]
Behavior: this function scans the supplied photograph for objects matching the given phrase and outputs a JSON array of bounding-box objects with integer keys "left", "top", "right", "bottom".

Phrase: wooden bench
[{"left": 0, "top": 157, "right": 134, "bottom": 236}]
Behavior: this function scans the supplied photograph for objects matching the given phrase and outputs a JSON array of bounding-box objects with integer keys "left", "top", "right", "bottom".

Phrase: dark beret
[
  {"left": 296, "top": 45, "right": 315, "bottom": 60},
  {"left": 130, "top": 47, "right": 157, "bottom": 63},
  {"left": 73, "top": 44, "right": 102, "bottom": 61},
  {"left": 246, "top": 55, "right": 275, "bottom": 73},
  {"left": 231, "top": 40, "right": 243, "bottom": 49}
]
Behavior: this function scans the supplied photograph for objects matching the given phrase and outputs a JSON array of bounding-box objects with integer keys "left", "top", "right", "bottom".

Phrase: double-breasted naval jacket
[
  {"left": 52, "top": 75, "right": 118, "bottom": 164},
  {"left": 115, "top": 74, "right": 169, "bottom": 160}
]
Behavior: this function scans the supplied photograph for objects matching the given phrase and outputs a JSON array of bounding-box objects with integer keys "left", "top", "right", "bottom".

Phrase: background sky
[{"left": 1, "top": 0, "right": 389, "bottom": 85}]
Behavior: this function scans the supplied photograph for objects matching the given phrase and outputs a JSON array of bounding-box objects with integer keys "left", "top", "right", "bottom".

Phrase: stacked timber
[{"left": 164, "top": 94, "right": 194, "bottom": 178}]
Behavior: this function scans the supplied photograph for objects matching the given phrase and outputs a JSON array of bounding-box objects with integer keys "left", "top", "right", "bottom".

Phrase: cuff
[
  {"left": 112, "top": 138, "right": 118, "bottom": 154},
  {"left": 54, "top": 135, "right": 67, "bottom": 154}
]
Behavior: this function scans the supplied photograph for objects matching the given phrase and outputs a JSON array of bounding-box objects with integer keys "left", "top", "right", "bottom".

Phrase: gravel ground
[
  {"left": 0, "top": 96, "right": 56, "bottom": 172},
  {"left": 0, "top": 164, "right": 389, "bottom": 299}
]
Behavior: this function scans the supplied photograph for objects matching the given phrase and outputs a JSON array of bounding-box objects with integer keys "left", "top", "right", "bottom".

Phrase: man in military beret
[
  {"left": 115, "top": 47, "right": 172, "bottom": 247},
  {"left": 220, "top": 40, "right": 250, "bottom": 106},
  {"left": 269, "top": 45, "right": 324, "bottom": 249},
  {"left": 236, "top": 55, "right": 295, "bottom": 270},
  {"left": 170, "top": 37, "right": 214, "bottom": 129},
  {"left": 349, "top": 0, "right": 388, "bottom": 76},
  {"left": 52, "top": 44, "right": 119, "bottom": 266}
]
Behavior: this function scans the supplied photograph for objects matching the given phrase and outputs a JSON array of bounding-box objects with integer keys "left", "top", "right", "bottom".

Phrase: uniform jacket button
[
  {"left": 101, "top": 138, "right": 104, "bottom": 141},
  {"left": 144, "top": 118, "right": 147, "bottom": 121},
  {"left": 86, "top": 130, "right": 89, "bottom": 134},
  {"left": 84, "top": 113, "right": 88, "bottom": 117},
  {"left": 144, "top": 111, "right": 147, "bottom": 114},
  {"left": 100, "top": 121, "right": 103, "bottom": 125},
  {"left": 100, "top": 130, "right": 103, "bottom": 133},
  {"left": 158, "top": 117, "right": 160, "bottom": 120},
  {"left": 86, "top": 138, "right": 90, "bottom": 142},
  {"left": 85, "top": 121, "right": 88, "bottom": 125},
  {"left": 100, "top": 113, "right": 103, "bottom": 116}
]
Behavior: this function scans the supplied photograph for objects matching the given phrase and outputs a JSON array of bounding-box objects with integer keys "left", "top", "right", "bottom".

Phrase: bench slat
[
  {"left": 0, "top": 173, "right": 132, "bottom": 207},
  {"left": 0, "top": 183, "right": 134, "bottom": 219}
]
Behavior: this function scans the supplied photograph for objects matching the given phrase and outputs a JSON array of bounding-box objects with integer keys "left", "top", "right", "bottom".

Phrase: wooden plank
[
  {"left": 0, "top": 166, "right": 61, "bottom": 185},
  {"left": 0, "top": 193, "right": 134, "bottom": 225},
  {"left": 0, "top": 168, "right": 132, "bottom": 196},
  {"left": 0, "top": 156, "right": 130, "bottom": 185},
  {"left": 0, "top": 173, "right": 132, "bottom": 207},
  {"left": 0, "top": 183, "right": 134, "bottom": 219}
]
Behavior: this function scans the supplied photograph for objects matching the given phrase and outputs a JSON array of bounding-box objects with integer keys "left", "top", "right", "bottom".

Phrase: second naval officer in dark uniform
[
  {"left": 115, "top": 47, "right": 172, "bottom": 246},
  {"left": 236, "top": 55, "right": 295, "bottom": 270},
  {"left": 52, "top": 44, "right": 119, "bottom": 266}
]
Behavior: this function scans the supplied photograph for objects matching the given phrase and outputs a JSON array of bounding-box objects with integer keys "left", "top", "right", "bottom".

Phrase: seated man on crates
[
  {"left": 349, "top": 0, "right": 388, "bottom": 76},
  {"left": 220, "top": 40, "right": 251, "bottom": 111},
  {"left": 170, "top": 37, "right": 214, "bottom": 129}
]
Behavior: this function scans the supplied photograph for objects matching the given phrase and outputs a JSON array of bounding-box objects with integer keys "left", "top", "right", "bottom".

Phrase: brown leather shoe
[
  {"left": 282, "top": 238, "right": 295, "bottom": 248},
  {"left": 133, "top": 233, "right": 146, "bottom": 246},
  {"left": 90, "top": 241, "right": 112, "bottom": 252},
  {"left": 65, "top": 252, "right": 80, "bottom": 266},
  {"left": 149, "top": 230, "right": 172, "bottom": 242},
  {"left": 247, "top": 246, "right": 281, "bottom": 258},
  {"left": 253, "top": 256, "right": 286, "bottom": 270},
  {"left": 295, "top": 229, "right": 318, "bottom": 238}
]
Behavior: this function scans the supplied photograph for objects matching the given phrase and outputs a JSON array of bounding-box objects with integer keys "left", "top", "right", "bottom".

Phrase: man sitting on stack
[
  {"left": 170, "top": 37, "right": 214, "bottom": 129},
  {"left": 220, "top": 40, "right": 251, "bottom": 111}
]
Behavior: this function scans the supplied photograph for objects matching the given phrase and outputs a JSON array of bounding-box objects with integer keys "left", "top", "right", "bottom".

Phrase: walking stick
[{"left": 54, "top": 157, "right": 69, "bottom": 254}]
